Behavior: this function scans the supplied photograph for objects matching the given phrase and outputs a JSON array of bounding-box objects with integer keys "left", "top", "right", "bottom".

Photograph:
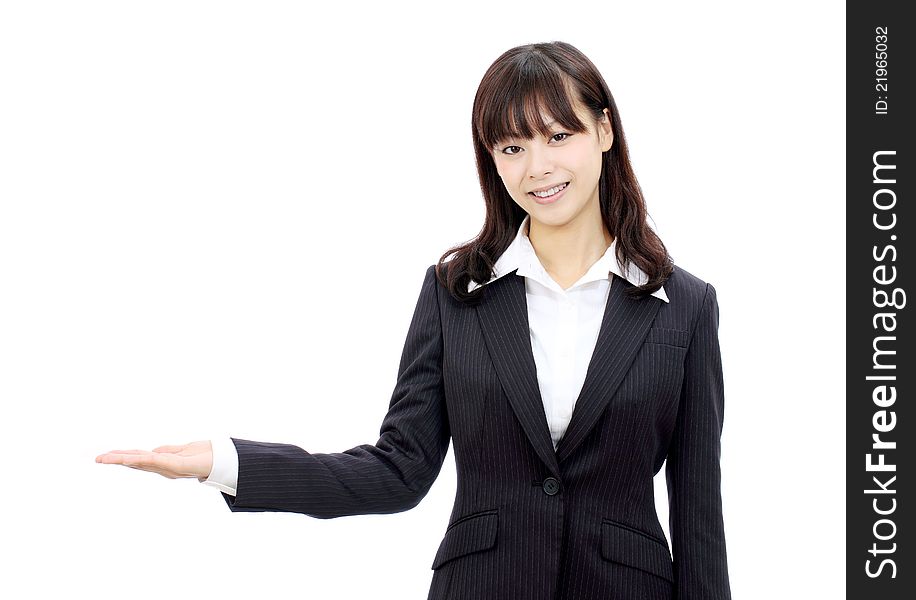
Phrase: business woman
[{"left": 97, "top": 40, "right": 732, "bottom": 600}]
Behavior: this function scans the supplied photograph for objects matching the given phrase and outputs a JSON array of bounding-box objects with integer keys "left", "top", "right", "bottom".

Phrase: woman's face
[{"left": 490, "top": 101, "right": 613, "bottom": 231}]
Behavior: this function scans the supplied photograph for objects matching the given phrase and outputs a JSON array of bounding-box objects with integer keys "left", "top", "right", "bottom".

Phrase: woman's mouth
[{"left": 529, "top": 181, "right": 569, "bottom": 205}]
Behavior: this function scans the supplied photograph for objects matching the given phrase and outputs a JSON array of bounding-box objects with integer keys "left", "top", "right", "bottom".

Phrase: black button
[{"left": 542, "top": 477, "right": 560, "bottom": 495}]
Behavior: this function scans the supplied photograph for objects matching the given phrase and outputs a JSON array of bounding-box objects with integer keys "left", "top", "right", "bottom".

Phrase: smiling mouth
[{"left": 529, "top": 181, "right": 570, "bottom": 199}]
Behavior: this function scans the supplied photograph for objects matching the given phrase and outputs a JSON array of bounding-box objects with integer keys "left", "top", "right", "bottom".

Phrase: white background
[{"left": 0, "top": 1, "right": 844, "bottom": 598}]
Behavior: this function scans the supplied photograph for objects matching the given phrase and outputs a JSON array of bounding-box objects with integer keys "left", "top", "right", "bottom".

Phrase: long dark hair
[{"left": 435, "top": 41, "right": 673, "bottom": 305}]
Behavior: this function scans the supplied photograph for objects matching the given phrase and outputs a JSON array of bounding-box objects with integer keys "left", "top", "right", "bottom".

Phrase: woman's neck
[{"left": 527, "top": 206, "right": 613, "bottom": 290}]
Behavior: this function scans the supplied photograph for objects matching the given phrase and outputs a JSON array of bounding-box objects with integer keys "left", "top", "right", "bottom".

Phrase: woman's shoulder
[
  {"left": 428, "top": 260, "right": 456, "bottom": 288},
  {"left": 664, "top": 263, "right": 716, "bottom": 306},
  {"left": 427, "top": 261, "right": 447, "bottom": 285}
]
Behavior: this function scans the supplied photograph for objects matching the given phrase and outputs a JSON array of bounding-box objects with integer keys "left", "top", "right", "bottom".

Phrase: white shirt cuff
[{"left": 200, "top": 437, "right": 239, "bottom": 496}]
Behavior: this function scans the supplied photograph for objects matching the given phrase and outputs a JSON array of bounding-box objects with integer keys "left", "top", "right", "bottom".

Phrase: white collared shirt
[{"left": 202, "top": 214, "right": 667, "bottom": 496}]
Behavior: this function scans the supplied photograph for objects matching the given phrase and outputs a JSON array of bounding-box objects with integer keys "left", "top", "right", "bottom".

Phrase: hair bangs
[{"left": 476, "top": 61, "right": 590, "bottom": 152}]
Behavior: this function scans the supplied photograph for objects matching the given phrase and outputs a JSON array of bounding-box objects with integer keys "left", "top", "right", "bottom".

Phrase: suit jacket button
[{"left": 542, "top": 477, "right": 560, "bottom": 495}]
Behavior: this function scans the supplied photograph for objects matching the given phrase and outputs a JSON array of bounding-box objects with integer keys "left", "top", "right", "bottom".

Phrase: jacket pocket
[
  {"left": 644, "top": 327, "right": 689, "bottom": 348},
  {"left": 600, "top": 518, "right": 674, "bottom": 583},
  {"left": 431, "top": 509, "right": 499, "bottom": 570}
]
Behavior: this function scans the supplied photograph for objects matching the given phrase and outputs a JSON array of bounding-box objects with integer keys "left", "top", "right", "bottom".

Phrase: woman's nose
[{"left": 525, "top": 143, "right": 555, "bottom": 178}]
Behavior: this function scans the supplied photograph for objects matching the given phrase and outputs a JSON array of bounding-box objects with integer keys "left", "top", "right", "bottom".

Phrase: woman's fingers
[
  {"left": 96, "top": 451, "right": 162, "bottom": 466},
  {"left": 96, "top": 450, "right": 175, "bottom": 475},
  {"left": 95, "top": 451, "right": 149, "bottom": 462},
  {"left": 95, "top": 452, "right": 126, "bottom": 463}
]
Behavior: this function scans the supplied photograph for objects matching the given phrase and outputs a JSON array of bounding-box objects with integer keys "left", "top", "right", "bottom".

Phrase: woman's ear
[{"left": 599, "top": 108, "right": 614, "bottom": 152}]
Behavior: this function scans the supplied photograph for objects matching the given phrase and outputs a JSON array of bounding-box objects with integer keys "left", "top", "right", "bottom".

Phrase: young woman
[{"left": 97, "top": 41, "right": 732, "bottom": 600}]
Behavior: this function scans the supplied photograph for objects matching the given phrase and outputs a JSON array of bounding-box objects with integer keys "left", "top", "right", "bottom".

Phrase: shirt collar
[{"left": 467, "top": 214, "right": 669, "bottom": 303}]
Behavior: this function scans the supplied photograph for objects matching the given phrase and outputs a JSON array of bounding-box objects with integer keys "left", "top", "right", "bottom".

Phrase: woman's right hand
[{"left": 95, "top": 440, "right": 214, "bottom": 481}]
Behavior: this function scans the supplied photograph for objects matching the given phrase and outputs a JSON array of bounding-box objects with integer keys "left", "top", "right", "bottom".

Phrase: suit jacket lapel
[
  {"left": 476, "top": 270, "right": 663, "bottom": 474},
  {"left": 475, "top": 270, "right": 560, "bottom": 478},
  {"left": 555, "top": 275, "right": 662, "bottom": 463}
]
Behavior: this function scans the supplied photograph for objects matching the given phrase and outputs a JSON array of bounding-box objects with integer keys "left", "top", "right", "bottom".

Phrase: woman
[{"left": 97, "top": 41, "right": 732, "bottom": 600}]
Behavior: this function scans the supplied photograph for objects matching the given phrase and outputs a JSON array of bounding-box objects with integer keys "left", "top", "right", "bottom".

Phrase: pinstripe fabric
[{"left": 221, "top": 262, "right": 732, "bottom": 600}]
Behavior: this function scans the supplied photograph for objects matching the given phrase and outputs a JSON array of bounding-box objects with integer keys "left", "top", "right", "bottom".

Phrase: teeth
[{"left": 532, "top": 182, "right": 567, "bottom": 198}]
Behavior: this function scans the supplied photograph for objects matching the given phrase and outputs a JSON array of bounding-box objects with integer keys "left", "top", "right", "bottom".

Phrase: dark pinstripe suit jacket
[{"left": 221, "top": 262, "right": 732, "bottom": 600}]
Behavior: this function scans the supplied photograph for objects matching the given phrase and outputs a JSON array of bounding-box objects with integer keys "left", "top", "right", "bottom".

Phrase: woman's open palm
[{"left": 95, "top": 440, "right": 213, "bottom": 480}]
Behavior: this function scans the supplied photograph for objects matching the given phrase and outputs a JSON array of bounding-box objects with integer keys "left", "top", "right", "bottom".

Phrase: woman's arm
[{"left": 665, "top": 282, "right": 733, "bottom": 599}]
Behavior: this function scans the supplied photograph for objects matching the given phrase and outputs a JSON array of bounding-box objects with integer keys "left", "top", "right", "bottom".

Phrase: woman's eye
[{"left": 500, "top": 133, "right": 570, "bottom": 155}]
